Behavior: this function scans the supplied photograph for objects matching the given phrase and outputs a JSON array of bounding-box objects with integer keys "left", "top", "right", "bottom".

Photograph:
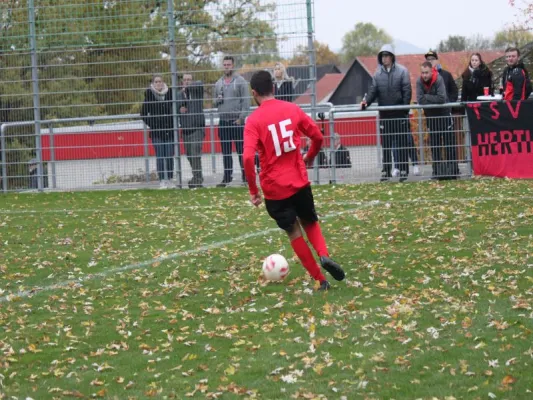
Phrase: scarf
[{"left": 150, "top": 83, "right": 169, "bottom": 101}]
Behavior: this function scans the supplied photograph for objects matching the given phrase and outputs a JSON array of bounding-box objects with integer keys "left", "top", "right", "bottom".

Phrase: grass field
[{"left": 0, "top": 179, "right": 532, "bottom": 400}]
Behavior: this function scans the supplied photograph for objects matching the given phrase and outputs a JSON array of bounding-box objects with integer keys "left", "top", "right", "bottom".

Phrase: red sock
[
  {"left": 304, "top": 222, "right": 329, "bottom": 257},
  {"left": 291, "top": 236, "right": 326, "bottom": 281}
]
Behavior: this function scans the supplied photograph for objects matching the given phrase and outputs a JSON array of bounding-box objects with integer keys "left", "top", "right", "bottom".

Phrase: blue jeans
[
  {"left": 218, "top": 119, "right": 244, "bottom": 182},
  {"left": 151, "top": 133, "right": 174, "bottom": 181}
]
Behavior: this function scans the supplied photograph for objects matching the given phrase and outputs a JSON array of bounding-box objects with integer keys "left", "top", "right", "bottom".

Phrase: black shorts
[{"left": 264, "top": 185, "right": 318, "bottom": 231}]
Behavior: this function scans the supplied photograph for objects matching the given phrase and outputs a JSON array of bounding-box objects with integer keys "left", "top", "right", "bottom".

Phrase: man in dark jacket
[
  {"left": 329, "top": 133, "right": 351, "bottom": 169},
  {"left": 502, "top": 47, "right": 532, "bottom": 101},
  {"left": 417, "top": 62, "right": 459, "bottom": 180},
  {"left": 179, "top": 73, "right": 206, "bottom": 188},
  {"left": 361, "top": 44, "right": 412, "bottom": 182},
  {"left": 425, "top": 50, "right": 459, "bottom": 103}
]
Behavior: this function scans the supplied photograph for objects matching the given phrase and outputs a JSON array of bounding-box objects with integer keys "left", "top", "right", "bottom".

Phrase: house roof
[
  {"left": 294, "top": 73, "right": 346, "bottom": 105},
  {"left": 240, "top": 64, "right": 341, "bottom": 97},
  {"left": 356, "top": 50, "right": 504, "bottom": 95}
]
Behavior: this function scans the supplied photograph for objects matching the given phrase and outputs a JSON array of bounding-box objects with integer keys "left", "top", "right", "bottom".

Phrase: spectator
[
  {"left": 141, "top": 74, "right": 174, "bottom": 189},
  {"left": 502, "top": 47, "right": 532, "bottom": 101},
  {"left": 329, "top": 133, "right": 352, "bottom": 168},
  {"left": 178, "top": 73, "right": 206, "bottom": 188},
  {"left": 425, "top": 50, "right": 459, "bottom": 102},
  {"left": 301, "top": 136, "right": 328, "bottom": 169},
  {"left": 460, "top": 53, "right": 494, "bottom": 101},
  {"left": 361, "top": 44, "right": 412, "bottom": 182},
  {"left": 214, "top": 56, "right": 251, "bottom": 187},
  {"left": 273, "top": 62, "right": 295, "bottom": 102},
  {"left": 416, "top": 61, "right": 459, "bottom": 180}
]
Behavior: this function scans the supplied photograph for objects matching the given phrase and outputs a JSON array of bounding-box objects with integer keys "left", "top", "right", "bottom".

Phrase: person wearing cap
[
  {"left": 361, "top": 44, "right": 412, "bottom": 182},
  {"left": 424, "top": 50, "right": 458, "bottom": 102}
]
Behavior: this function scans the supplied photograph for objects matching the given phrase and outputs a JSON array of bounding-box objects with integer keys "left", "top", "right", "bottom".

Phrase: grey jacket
[
  {"left": 177, "top": 81, "right": 206, "bottom": 132},
  {"left": 416, "top": 74, "right": 449, "bottom": 117},
  {"left": 214, "top": 73, "right": 251, "bottom": 122},
  {"left": 366, "top": 44, "right": 412, "bottom": 118}
]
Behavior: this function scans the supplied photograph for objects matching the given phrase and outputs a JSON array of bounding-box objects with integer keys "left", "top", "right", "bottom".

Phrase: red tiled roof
[
  {"left": 357, "top": 50, "right": 505, "bottom": 95},
  {"left": 295, "top": 73, "right": 345, "bottom": 104}
]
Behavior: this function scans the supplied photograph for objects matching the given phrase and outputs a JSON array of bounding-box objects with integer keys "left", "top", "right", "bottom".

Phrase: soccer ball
[{"left": 262, "top": 254, "right": 290, "bottom": 281}]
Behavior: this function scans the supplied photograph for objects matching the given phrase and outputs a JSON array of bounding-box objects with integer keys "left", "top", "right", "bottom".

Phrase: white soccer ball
[{"left": 262, "top": 254, "right": 290, "bottom": 281}]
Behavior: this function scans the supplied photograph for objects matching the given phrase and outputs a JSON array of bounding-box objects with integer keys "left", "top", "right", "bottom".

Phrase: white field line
[{"left": 0, "top": 194, "right": 528, "bottom": 303}]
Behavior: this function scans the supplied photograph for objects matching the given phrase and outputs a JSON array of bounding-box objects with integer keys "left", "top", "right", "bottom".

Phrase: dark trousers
[
  {"left": 393, "top": 129, "right": 419, "bottom": 165},
  {"left": 151, "top": 133, "right": 174, "bottom": 181},
  {"left": 219, "top": 119, "right": 244, "bottom": 182},
  {"left": 427, "top": 116, "right": 459, "bottom": 177},
  {"left": 381, "top": 118, "right": 410, "bottom": 176},
  {"left": 183, "top": 128, "right": 204, "bottom": 182}
]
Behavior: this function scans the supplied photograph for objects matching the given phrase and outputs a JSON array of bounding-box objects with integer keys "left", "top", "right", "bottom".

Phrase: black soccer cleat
[
  {"left": 320, "top": 256, "right": 345, "bottom": 281},
  {"left": 318, "top": 280, "right": 331, "bottom": 291}
]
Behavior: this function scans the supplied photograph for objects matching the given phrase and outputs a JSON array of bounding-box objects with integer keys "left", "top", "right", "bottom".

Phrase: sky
[{"left": 314, "top": 0, "right": 519, "bottom": 52}]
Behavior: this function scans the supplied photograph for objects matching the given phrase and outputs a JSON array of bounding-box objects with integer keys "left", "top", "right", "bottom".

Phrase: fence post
[
  {"left": 143, "top": 122, "right": 150, "bottom": 182},
  {"left": 417, "top": 111, "right": 425, "bottom": 166},
  {"left": 29, "top": 0, "right": 43, "bottom": 192},
  {"left": 167, "top": 0, "right": 182, "bottom": 188},
  {"left": 1, "top": 125, "right": 7, "bottom": 193},
  {"left": 306, "top": 0, "right": 319, "bottom": 184},
  {"left": 463, "top": 112, "right": 473, "bottom": 177},
  {"left": 329, "top": 110, "right": 336, "bottom": 183},
  {"left": 49, "top": 123, "right": 57, "bottom": 189},
  {"left": 375, "top": 115, "right": 382, "bottom": 169},
  {"left": 209, "top": 111, "right": 216, "bottom": 175}
]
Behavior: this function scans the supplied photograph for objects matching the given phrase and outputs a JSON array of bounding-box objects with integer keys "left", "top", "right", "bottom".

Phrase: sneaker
[
  {"left": 413, "top": 165, "right": 420, "bottom": 176},
  {"left": 392, "top": 168, "right": 400, "bottom": 177},
  {"left": 318, "top": 280, "right": 331, "bottom": 291},
  {"left": 380, "top": 171, "right": 391, "bottom": 182},
  {"left": 320, "top": 256, "right": 345, "bottom": 281},
  {"left": 399, "top": 171, "right": 408, "bottom": 183},
  {"left": 159, "top": 180, "right": 168, "bottom": 189},
  {"left": 216, "top": 178, "right": 231, "bottom": 188}
]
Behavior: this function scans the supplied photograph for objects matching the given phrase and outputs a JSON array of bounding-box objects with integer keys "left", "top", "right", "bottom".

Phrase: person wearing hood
[
  {"left": 361, "top": 44, "right": 412, "bottom": 182},
  {"left": 502, "top": 47, "right": 532, "bottom": 101},
  {"left": 417, "top": 61, "right": 459, "bottom": 180},
  {"left": 425, "top": 50, "right": 459, "bottom": 102},
  {"left": 214, "top": 56, "right": 251, "bottom": 187},
  {"left": 460, "top": 53, "right": 494, "bottom": 101},
  {"left": 141, "top": 74, "right": 175, "bottom": 189}
]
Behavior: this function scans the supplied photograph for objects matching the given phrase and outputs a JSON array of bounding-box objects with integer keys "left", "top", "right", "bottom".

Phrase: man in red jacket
[{"left": 243, "top": 70, "right": 345, "bottom": 291}]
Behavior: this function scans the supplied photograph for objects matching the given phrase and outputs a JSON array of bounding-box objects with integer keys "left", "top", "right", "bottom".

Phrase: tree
[
  {"left": 508, "top": 0, "right": 533, "bottom": 29},
  {"left": 437, "top": 35, "right": 467, "bottom": 52},
  {"left": 465, "top": 34, "right": 495, "bottom": 50},
  {"left": 0, "top": 0, "right": 279, "bottom": 121},
  {"left": 340, "top": 23, "right": 392, "bottom": 62},
  {"left": 493, "top": 28, "right": 533, "bottom": 49},
  {"left": 289, "top": 40, "right": 340, "bottom": 66}
]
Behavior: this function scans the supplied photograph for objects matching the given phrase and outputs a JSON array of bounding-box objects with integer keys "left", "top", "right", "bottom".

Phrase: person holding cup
[{"left": 460, "top": 53, "right": 494, "bottom": 101}]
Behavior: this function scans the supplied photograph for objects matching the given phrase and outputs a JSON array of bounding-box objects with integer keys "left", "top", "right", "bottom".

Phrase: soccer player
[{"left": 243, "top": 70, "right": 345, "bottom": 291}]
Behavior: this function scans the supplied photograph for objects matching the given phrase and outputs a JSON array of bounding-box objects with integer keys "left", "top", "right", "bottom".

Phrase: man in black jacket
[
  {"left": 329, "top": 133, "right": 352, "bottom": 169},
  {"left": 179, "top": 73, "right": 206, "bottom": 188},
  {"left": 425, "top": 50, "right": 459, "bottom": 103},
  {"left": 502, "top": 47, "right": 532, "bottom": 101}
]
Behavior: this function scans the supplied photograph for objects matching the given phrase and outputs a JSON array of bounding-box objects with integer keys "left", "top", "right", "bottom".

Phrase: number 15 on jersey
[{"left": 268, "top": 119, "right": 297, "bottom": 157}]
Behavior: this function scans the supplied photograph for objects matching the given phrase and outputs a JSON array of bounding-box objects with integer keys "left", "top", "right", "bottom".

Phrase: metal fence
[
  {"left": 0, "top": 102, "right": 473, "bottom": 192},
  {"left": 0, "top": 0, "right": 317, "bottom": 190}
]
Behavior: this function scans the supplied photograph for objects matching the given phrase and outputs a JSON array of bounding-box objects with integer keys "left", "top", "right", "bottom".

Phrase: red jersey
[{"left": 243, "top": 99, "right": 324, "bottom": 200}]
